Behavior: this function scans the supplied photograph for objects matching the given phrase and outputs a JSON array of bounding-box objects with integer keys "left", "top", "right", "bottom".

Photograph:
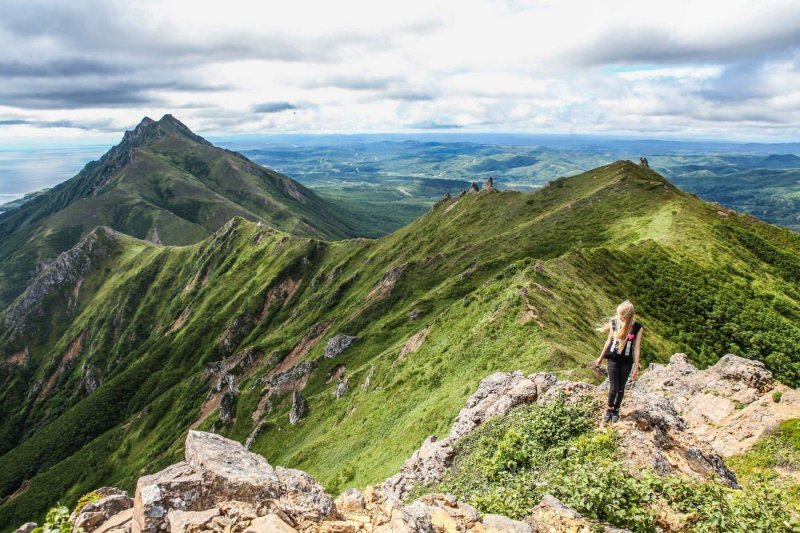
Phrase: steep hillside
[
  {"left": 0, "top": 115, "right": 359, "bottom": 309},
  {"left": 1, "top": 161, "right": 799, "bottom": 528}
]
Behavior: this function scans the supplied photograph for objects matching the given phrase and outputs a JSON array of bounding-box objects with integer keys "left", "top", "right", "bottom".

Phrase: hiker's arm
[
  {"left": 595, "top": 332, "right": 612, "bottom": 367},
  {"left": 631, "top": 327, "right": 644, "bottom": 379}
]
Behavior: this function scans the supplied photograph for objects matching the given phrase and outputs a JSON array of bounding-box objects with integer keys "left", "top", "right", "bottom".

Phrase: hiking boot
[
  {"left": 611, "top": 409, "right": 621, "bottom": 423},
  {"left": 603, "top": 409, "right": 613, "bottom": 423}
]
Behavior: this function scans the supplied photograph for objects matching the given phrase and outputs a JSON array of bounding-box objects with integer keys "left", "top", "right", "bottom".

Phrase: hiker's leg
[
  {"left": 613, "top": 361, "right": 633, "bottom": 410},
  {"left": 606, "top": 359, "right": 619, "bottom": 409}
]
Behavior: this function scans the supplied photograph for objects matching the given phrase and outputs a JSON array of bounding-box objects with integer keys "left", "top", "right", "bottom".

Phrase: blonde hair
[{"left": 598, "top": 300, "right": 635, "bottom": 349}]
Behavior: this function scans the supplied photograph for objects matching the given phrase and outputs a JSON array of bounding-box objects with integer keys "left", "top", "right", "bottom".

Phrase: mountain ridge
[{"left": 0, "top": 160, "right": 798, "bottom": 529}]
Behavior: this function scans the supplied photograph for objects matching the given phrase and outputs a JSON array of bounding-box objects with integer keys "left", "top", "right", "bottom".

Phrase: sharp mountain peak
[{"left": 121, "top": 113, "right": 210, "bottom": 149}]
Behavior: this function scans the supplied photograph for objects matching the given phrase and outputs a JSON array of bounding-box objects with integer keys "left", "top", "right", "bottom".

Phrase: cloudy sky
[{"left": 2, "top": 0, "right": 800, "bottom": 141}]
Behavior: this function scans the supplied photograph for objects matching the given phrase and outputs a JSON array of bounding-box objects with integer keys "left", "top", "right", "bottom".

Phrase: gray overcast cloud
[{"left": 1, "top": 0, "right": 800, "bottom": 140}]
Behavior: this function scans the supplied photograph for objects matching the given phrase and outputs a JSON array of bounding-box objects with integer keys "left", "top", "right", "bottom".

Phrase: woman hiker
[{"left": 594, "top": 300, "right": 643, "bottom": 423}]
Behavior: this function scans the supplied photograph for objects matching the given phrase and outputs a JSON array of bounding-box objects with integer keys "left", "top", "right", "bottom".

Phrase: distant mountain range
[{"left": 0, "top": 115, "right": 363, "bottom": 309}]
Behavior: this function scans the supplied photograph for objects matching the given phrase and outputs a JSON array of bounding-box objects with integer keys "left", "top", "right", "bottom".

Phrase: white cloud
[{"left": 1, "top": 0, "right": 800, "bottom": 139}]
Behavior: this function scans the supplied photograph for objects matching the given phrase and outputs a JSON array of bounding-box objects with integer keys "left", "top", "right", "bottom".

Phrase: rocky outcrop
[
  {"left": 631, "top": 353, "right": 799, "bottom": 456},
  {"left": 13, "top": 523, "right": 37, "bottom": 533},
  {"left": 384, "top": 362, "right": 743, "bottom": 499},
  {"left": 466, "top": 182, "right": 480, "bottom": 194},
  {"left": 324, "top": 334, "right": 357, "bottom": 359},
  {"left": 639, "top": 157, "right": 649, "bottom": 168},
  {"left": 482, "top": 177, "right": 496, "bottom": 191},
  {"left": 383, "top": 371, "right": 551, "bottom": 499},
  {"left": 289, "top": 390, "right": 309, "bottom": 425},
  {"left": 124, "top": 431, "right": 341, "bottom": 532}
]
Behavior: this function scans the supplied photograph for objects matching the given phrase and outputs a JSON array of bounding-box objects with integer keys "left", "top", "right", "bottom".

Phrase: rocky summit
[{"left": 17, "top": 352, "right": 797, "bottom": 532}]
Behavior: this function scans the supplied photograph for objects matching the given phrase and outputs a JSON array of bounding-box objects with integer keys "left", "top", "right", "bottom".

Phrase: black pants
[{"left": 607, "top": 358, "right": 633, "bottom": 410}]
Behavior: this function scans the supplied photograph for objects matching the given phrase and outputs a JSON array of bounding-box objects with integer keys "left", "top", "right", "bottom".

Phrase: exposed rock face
[
  {"left": 261, "top": 361, "right": 317, "bottom": 399},
  {"left": 482, "top": 177, "right": 495, "bottom": 191},
  {"left": 632, "top": 353, "right": 799, "bottom": 456},
  {"left": 612, "top": 389, "right": 737, "bottom": 486},
  {"left": 289, "top": 390, "right": 309, "bottom": 425},
  {"left": 63, "top": 352, "right": 795, "bottom": 533},
  {"left": 324, "top": 334, "right": 357, "bottom": 359},
  {"left": 639, "top": 157, "right": 650, "bottom": 168},
  {"left": 3, "top": 226, "right": 119, "bottom": 339},
  {"left": 466, "top": 182, "right": 480, "bottom": 194},
  {"left": 13, "top": 523, "right": 37, "bottom": 533}
]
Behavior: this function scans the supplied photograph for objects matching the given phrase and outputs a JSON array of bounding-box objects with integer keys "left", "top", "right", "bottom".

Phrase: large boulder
[
  {"left": 134, "top": 431, "right": 281, "bottom": 532},
  {"left": 184, "top": 430, "right": 281, "bottom": 503}
]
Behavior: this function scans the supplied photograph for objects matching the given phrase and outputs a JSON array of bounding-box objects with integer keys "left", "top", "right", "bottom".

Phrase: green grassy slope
[
  {"left": 0, "top": 115, "right": 359, "bottom": 310},
  {"left": 0, "top": 161, "right": 798, "bottom": 529}
]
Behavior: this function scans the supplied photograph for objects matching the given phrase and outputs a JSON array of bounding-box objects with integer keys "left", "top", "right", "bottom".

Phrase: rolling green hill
[
  {"left": 0, "top": 115, "right": 360, "bottom": 310},
  {"left": 0, "top": 160, "right": 799, "bottom": 528}
]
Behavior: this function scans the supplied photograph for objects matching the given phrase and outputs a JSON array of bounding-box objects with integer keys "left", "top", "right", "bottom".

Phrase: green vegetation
[
  {"left": 1, "top": 161, "right": 799, "bottom": 529},
  {"left": 72, "top": 492, "right": 102, "bottom": 515},
  {"left": 434, "top": 398, "right": 798, "bottom": 532},
  {"left": 727, "top": 419, "right": 800, "bottom": 514},
  {"left": 32, "top": 505, "right": 76, "bottom": 533}
]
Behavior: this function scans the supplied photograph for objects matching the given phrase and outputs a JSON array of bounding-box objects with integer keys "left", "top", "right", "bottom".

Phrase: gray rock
[
  {"left": 219, "top": 391, "right": 236, "bottom": 423},
  {"left": 262, "top": 361, "right": 317, "bottom": 397},
  {"left": 335, "top": 378, "right": 349, "bottom": 399},
  {"left": 289, "top": 390, "right": 309, "bottom": 425},
  {"left": 13, "top": 523, "right": 37, "bottom": 533},
  {"left": 450, "top": 371, "right": 539, "bottom": 438},
  {"left": 324, "top": 334, "right": 357, "bottom": 359},
  {"left": 166, "top": 507, "right": 220, "bottom": 532},
  {"left": 362, "top": 365, "right": 376, "bottom": 389}
]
